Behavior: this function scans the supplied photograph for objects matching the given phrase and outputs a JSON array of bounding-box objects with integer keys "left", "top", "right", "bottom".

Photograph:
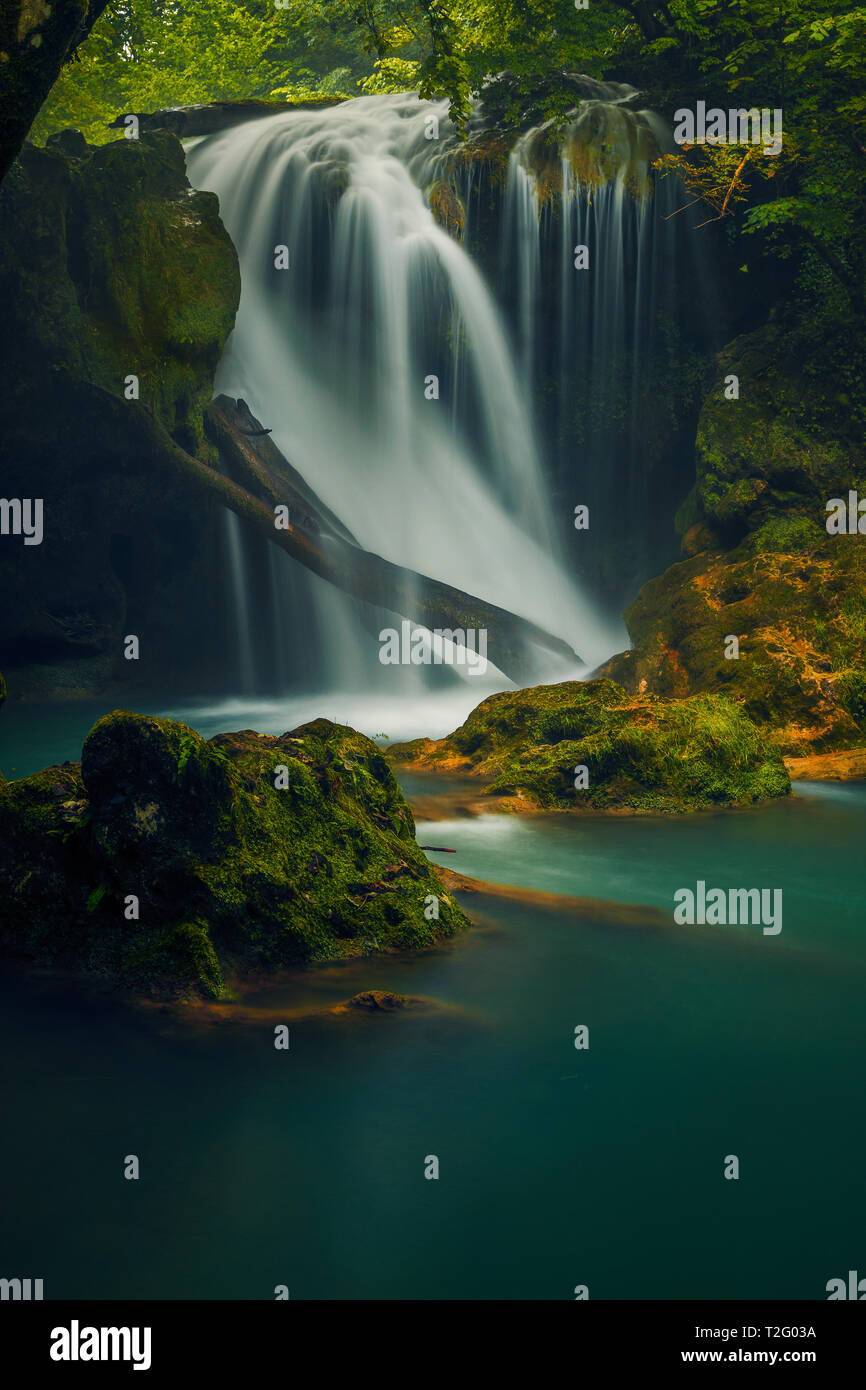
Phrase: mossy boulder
[
  {"left": 389, "top": 678, "right": 789, "bottom": 812},
  {"left": 0, "top": 131, "right": 240, "bottom": 698},
  {"left": 0, "top": 712, "right": 466, "bottom": 1000},
  {"left": 600, "top": 313, "right": 866, "bottom": 754},
  {"left": 601, "top": 528, "right": 866, "bottom": 754},
  {"left": 3, "top": 130, "right": 238, "bottom": 452},
  {"left": 688, "top": 319, "right": 866, "bottom": 546}
]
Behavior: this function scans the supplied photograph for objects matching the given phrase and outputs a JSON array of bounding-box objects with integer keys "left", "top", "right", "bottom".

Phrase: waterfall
[
  {"left": 222, "top": 509, "right": 255, "bottom": 694},
  {"left": 185, "top": 88, "right": 706, "bottom": 721},
  {"left": 480, "top": 94, "right": 711, "bottom": 620},
  {"left": 185, "top": 93, "right": 623, "bottom": 704}
]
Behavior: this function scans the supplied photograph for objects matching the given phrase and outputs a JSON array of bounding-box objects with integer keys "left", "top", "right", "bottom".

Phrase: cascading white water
[
  {"left": 481, "top": 92, "right": 709, "bottom": 619},
  {"left": 222, "top": 509, "right": 256, "bottom": 695},
  {"left": 186, "top": 93, "right": 623, "bottom": 712}
]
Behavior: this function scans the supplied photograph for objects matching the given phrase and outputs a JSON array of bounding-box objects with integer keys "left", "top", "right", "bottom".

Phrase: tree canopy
[{"left": 17, "top": 0, "right": 866, "bottom": 316}]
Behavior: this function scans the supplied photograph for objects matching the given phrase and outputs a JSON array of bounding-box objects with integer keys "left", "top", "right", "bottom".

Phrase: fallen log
[
  {"left": 106, "top": 98, "right": 344, "bottom": 141},
  {"left": 96, "top": 386, "right": 580, "bottom": 683},
  {"left": 204, "top": 396, "right": 358, "bottom": 544}
]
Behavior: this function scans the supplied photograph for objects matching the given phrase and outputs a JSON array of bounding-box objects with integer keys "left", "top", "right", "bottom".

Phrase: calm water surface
[{"left": 1, "top": 702, "right": 863, "bottom": 1298}]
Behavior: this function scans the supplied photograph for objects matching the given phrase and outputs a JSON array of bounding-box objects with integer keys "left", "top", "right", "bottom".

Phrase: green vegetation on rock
[
  {"left": 601, "top": 304, "right": 866, "bottom": 756},
  {"left": 691, "top": 318, "right": 866, "bottom": 547},
  {"left": 2, "top": 130, "right": 239, "bottom": 453},
  {"left": 390, "top": 678, "right": 790, "bottom": 812},
  {"left": 0, "top": 711, "right": 466, "bottom": 999}
]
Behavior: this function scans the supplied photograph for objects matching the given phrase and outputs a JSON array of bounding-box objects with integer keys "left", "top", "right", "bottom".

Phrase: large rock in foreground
[
  {"left": 0, "top": 713, "right": 465, "bottom": 1000},
  {"left": 389, "top": 679, "right": 790, "bottom": 813}
]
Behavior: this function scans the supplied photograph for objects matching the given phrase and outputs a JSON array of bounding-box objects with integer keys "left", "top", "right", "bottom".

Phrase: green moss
[
  {"left": 837, "top": 670, "right": 866, "bottom": 729},
  {"left": 120, "top": 921, "right": 225, "bottom": 1000},
  {"left": 0, "top": 712, "right": 467, "bottom": 999},
  {"left": 693, "top": 320, "right": 866, "bottom": 544},
  {"left": 0, "top": 132, "right": 240, "bottom": 452},
  {"left": 393, "top": 679, "right": 790, "bottom": 813},
  {"left": 740, "top": 515, "right": 825, "bottom": 556}
]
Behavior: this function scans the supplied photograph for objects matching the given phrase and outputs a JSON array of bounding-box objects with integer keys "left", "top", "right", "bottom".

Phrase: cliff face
[
  {"left": 0, "top": 712, "right": 466, "bottom": 999},
  {"left": 0, "top": 130, "right": 240, "bottom": 698},
  {"left": 601, "top": 312, "right": 866, "bottom": 755}
]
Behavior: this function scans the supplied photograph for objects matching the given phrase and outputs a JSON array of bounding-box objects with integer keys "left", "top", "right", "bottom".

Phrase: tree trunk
[
  {"left": 0, "top": 1, "right": 111, "bottom": 186},
  {"left": 204, "top": 396, "right": 359, "bottom": 545}
]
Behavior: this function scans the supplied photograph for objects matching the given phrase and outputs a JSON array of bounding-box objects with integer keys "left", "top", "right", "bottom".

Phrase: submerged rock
[
  {"left": 390, "top": 678, "right": 790, "bottom": 813},
  {"left": 0, "top": 713, "right": 466, "bottom": 1000},
  {"left": 343, "top": 990, "right": 408, "bottom": 1012}
]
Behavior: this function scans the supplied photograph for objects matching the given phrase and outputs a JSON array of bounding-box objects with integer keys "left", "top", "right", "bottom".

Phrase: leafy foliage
[{"left": 24, "top": 0, "right": 866, "bottom": 312}]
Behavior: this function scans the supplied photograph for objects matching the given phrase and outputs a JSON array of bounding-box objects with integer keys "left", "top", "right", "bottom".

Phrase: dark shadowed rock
[
  {"left": 106, "top": 98, "right": 343, "bottom": 139},
  {"left": 0, "top": 131, "right": 240, "bottom": 699},
  {"left": 0, "top": 713, "right": 467, "bottom": 1000}
]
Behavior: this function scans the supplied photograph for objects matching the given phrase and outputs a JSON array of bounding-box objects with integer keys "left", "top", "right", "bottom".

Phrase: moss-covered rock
[
  {"left": 689, "top": 320, "right": 866, "bottom": 546},
  {"left": 601, "top": 529, "right": 866, "bottom": 753},
  {"left": 3, "top": 131, "right": 238, "bottom": 452},
  {"left": 0, "top": 132, "right": 240, "bottom": 698},
  {"left": 600, "top": 313, "right": 866, "bottom": 754},
  {"left": 390, "top": 678, "right": 789, "bottom": 812},
  {"left": 343, "top": 990, "right": 408, "bottom": 1012},
  {"left": 0, "top": 712, "right": 466, "bottom": 1000}
]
